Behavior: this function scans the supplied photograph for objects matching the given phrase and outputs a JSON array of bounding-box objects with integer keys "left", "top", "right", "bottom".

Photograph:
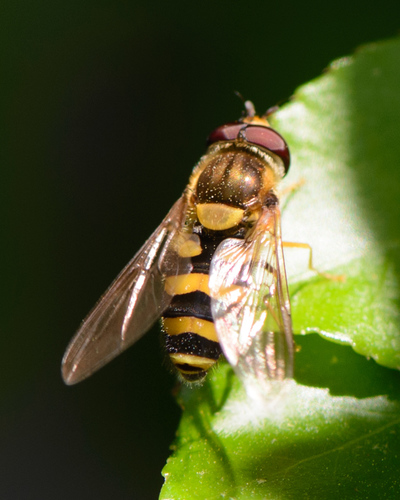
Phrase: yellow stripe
[
  {"left": 178, "top": 238, "right": 202, "bottom": 258},
  {"left": 169, "top": 353, "right": 216, "bottom": 371},
  {"left": 164, "top": 273, "right": 210, "bottom": 296},
  {"left": 197, "top": 203, "right": 244, "bottom": 230},
  {"left": 163, "top": 316, "right": 218, "bottom": 342}
]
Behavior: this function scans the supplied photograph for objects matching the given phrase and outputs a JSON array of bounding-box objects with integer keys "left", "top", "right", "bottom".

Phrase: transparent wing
[
  {"left": 62, "top": 196, "right": 190, "bottom": 385},
  {"left": 209, "top": 206, "right": 293, "bottom": 395}
]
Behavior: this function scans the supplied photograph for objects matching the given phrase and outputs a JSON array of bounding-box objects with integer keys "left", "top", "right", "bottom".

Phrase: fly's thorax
[
  {"left": 196, "top": 150, "right": 263, "bottom": 207},
  {"left": 190, "top": 143, "right": 282, "bottom": 232}
]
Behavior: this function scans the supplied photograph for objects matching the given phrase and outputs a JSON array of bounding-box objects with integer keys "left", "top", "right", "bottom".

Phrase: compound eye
[
  {"left": 207, "top": 122, "right": 246, "bottom": 145},
  {"left": 242, "top": 125, "right": 290, "bottom": 174}
]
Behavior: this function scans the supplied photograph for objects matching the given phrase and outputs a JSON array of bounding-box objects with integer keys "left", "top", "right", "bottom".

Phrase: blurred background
[{"left": 1, "top": 1, "right": 399, "bottom": 498}]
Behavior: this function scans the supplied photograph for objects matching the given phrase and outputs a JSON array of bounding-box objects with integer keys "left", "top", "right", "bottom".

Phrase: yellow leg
[
  {"left": 280, "top": 178, "right": 305, "bottom": 211},
  {"left": 283, "top": 241, "right": 346, "bottom": 282},
  {"left": 280, "top": 178, "right": 306, "bottom": 197}
]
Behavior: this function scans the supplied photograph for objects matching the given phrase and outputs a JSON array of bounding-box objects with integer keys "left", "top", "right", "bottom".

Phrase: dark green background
[{"left": 2, "top": 1, "right": 399, "bottom": 498}]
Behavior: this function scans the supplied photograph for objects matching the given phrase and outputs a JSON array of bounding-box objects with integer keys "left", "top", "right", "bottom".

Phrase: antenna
[{"left": 234, "top": 91, "right": 256, "bottom": 117}]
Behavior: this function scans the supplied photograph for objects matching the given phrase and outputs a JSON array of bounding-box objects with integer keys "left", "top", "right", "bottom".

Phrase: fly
[{"left": 62, "top": 101, "right": 294, "bottom": 391}]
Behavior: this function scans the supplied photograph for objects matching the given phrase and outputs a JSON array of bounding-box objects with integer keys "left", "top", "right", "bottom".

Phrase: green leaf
[
  {"left": 160, "top": 37, "right": 400, "bottom": 499},
  {"left": 275, "top": 37, "right": 400, "bottom": 371},
  {"left": 162, "top": 351, "right": 400, "bottom": 499}
]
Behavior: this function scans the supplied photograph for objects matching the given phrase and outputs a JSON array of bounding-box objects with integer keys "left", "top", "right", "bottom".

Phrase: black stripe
[
  {"left": 164, "top": 332, "right": 222, "bottom": 360},
  {"left": 163, "top": 291, "right": 213, "bottom": 322},
  {"left": 190, "top": 233, "right": 225, "bottom": 274},
  {"left": 190, "top": 229, "right": 245, "bottom": 273},
  {"left": 174, "top": 363, "right": 204, "bottom": 372}
]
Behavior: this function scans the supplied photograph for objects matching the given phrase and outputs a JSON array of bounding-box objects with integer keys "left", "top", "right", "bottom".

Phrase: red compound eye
[
  {"left": 207, "top": 122, "right": 246, "bottom": 144},
  {"left": 242, "top": 125, "right": 290, "bottom": 173},
  {"left": 207, "top": 122, "right": 290, "bottom": 175}
]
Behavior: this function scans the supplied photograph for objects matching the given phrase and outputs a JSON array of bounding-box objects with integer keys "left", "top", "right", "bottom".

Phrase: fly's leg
[
  {"left": 283, "top": 241, "right": 346, "bottom": 282},
  {"left": 280, "top": 179, "right": 345, "bottom": 281},
  {"left": 280, "top": 178, "right": 305, "bottom": 211}
]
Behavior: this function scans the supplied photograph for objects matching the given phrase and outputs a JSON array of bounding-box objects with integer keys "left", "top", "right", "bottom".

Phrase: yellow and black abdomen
[
  {"left": 163, "top": 147, "right": 267, "bottom": 382},
  {"left": 162, "top": 233, "right": 225, "bottom": 382}
]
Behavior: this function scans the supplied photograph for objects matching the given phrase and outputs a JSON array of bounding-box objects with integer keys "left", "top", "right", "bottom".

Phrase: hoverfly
[{"left": 62, "top": 101, "right": 294, "bottom": 391}]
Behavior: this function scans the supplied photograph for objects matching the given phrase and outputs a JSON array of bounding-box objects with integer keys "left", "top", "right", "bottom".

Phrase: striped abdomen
[
  {"left": 162, "top": 232, "right": 225, "bottom": 382},
  {"left": 163, "top": 148, "right": 267, "bottom": 381}
]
